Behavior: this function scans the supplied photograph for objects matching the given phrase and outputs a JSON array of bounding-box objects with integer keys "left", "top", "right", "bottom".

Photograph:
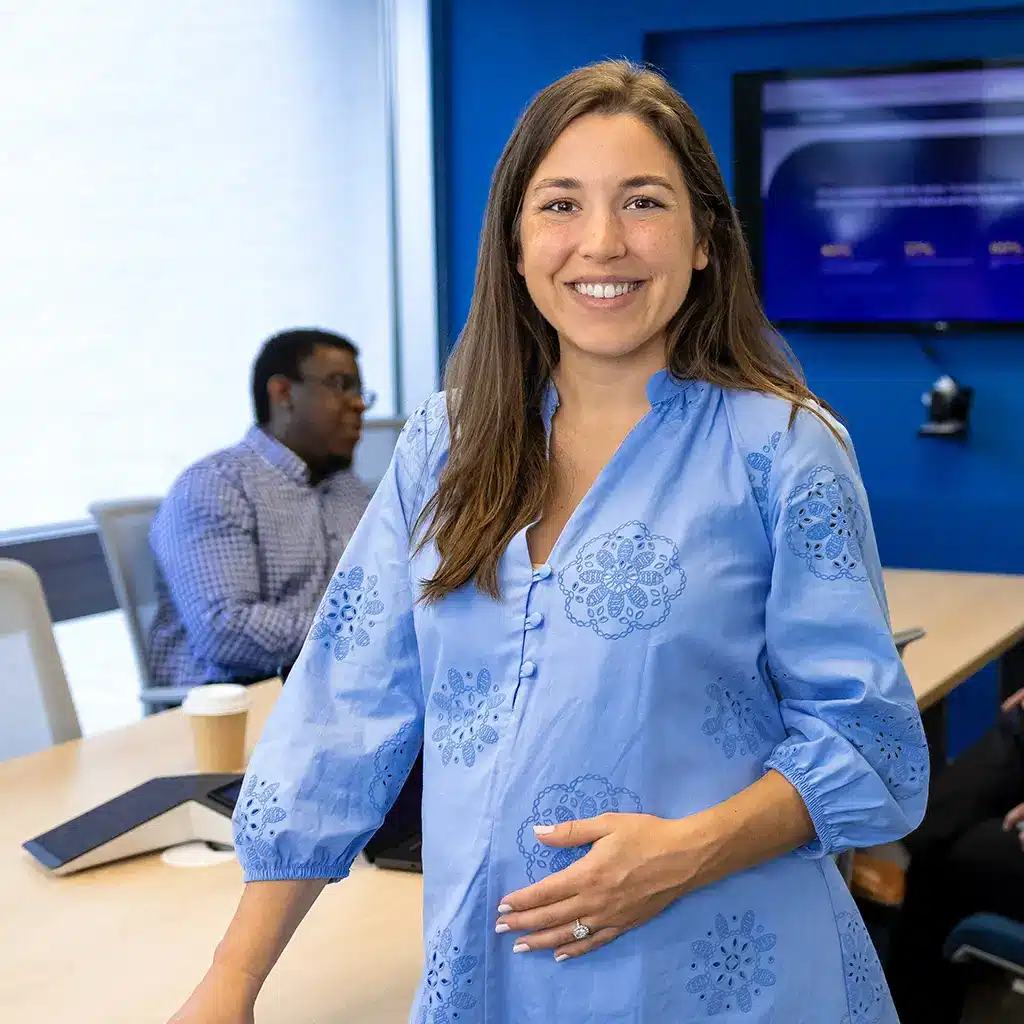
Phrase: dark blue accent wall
[{"left": 440, "top": 0, "right": 1024, "bottom": 752}]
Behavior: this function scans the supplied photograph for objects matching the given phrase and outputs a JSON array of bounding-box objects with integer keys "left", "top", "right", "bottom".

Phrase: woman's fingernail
[
  {"left": 495, "top": 923, "right": 510, "bottom": 934},
  {"left": 512, "top": 943, "right": 530, "bottom": 954},
  {"left": 533, "top": 824, "right": 556, "bottom": 836},
  {"left": 497, "top": 903, "right": 513, "bottom": 914},
  {"left": 555, "top": 953, "right": 570, "bottom": 962}
]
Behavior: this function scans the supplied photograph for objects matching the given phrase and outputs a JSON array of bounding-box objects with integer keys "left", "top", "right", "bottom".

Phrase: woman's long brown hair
[{"left": 417, "top": 60, "right": 837, "bottom": 603}]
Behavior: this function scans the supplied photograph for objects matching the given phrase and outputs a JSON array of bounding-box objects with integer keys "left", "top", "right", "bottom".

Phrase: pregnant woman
[{"left": 171, "top": 60, "right": 928, "bottom": 1023}]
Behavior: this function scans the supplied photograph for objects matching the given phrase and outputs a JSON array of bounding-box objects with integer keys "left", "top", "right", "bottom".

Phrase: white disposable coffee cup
[{"left": 182, "top": 684, "right": 251, "bottom": 773}]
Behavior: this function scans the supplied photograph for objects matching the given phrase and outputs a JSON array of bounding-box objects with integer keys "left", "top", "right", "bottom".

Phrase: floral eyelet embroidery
[
  {"left": 558, "top": 521, "right": 685, "bottom": 640},
  {"left": 517, "top": 775, "right": 643, "bottom": 882},
  {"left": 402, "top": 393, "right": 447, "bottom": 439},
  {"left": 233, "top": 775, "right": 288, "bottom": 868},
  {"left": 836, "top": 704, "right": 928, "bottom": 799},
  {"left": 686, "top": 911, "right": 777, "bottom": 1015},
  {"left": 400, "top": 406, "right": 428, "bottom": 443},
  {"left": 430, "top": 668, "right": 505, "bottom": 767},
  {"left": 311, "top": 566, "right": 385, "bottom": 662},
  {"left": 369, "top": 722, "right": 418, "bottom": 813},
  {"left": 420, "top": 927, "right": 478, "bottom": 1023},
  {"left": 785, "top": 467, "right": 868, "bottom": 581},
  {"left": 702, "top": 679, "right": 776, "bottom": 760},
  {"left": 837, "top": 911, "right": 887, "bottom": 1023},
  {"left": 747, "top": 431, "right": 783, "bottom": 530}
]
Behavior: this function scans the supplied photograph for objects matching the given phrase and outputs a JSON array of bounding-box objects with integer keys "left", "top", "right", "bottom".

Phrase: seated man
[
  {"left": 147, "top": 328, "right": 374, "bottom": 690},
  {"left": 886, "top": 687, "right": 1024, "bottom": 1023}
]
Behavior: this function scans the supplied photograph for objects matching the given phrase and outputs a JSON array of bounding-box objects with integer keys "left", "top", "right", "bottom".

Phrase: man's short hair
[{"left": 251, "top": 328, "right": 359, "bottom": 425}]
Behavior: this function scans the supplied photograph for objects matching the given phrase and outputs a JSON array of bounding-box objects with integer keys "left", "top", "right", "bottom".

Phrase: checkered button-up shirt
[{"left": 147, "top": 426, "right": 372, "bottom": 688}]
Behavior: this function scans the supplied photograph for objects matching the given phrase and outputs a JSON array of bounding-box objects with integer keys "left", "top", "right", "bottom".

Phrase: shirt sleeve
[
  {"left": 233, "top": 405, "right": 432, "bottom": 882},
  {"left": 761, "top": 406, "right": 929, "bottom": 856},
  {"left": 151, "top": 466, "right": 310, "bottom": 677}
]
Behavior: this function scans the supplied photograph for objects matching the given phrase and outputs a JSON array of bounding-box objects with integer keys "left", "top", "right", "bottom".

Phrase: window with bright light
[{"left": 0, "top": 0, "right": 395, "bottom": 533}]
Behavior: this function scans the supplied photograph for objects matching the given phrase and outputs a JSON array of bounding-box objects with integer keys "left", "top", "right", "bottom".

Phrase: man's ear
[{"left": 266, "top": 374, "right": 293, "bottom": 415}]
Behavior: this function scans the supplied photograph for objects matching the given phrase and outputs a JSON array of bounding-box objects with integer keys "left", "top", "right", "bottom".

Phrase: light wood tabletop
[
  {"left": 4, "top": 569, "right": 1024, "bottom": 1022},
  {"left": 0, "top": 680, "right": 423, "bottom": 1023},
  {"left": 884, "top": 568, "right": 1024, "bottom": 710}
]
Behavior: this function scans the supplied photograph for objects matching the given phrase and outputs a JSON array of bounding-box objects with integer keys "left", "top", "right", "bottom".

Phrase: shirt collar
[
  {"left": 242, "top": 426, "right": 310, "bottom": 485},
  {"left": 540, "top": 367, "right": 692, "bottom": 437}
]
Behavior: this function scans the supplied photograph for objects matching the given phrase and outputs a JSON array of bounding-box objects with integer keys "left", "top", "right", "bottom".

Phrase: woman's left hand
[{"left": 495, "top": 812, "right": 703, "bottom": 961}]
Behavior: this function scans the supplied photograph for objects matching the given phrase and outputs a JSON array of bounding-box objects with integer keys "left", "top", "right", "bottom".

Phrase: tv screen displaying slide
[{"left": 733, "top": 61, "right": 1024, "bottom": 330}]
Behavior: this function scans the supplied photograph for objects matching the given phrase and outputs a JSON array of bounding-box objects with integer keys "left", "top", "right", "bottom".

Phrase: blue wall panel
[{"left": 441, "top": 0, "right": 1024, "bottom": 753}]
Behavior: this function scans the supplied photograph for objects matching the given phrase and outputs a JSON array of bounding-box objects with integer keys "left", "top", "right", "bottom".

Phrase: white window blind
[{"left": 0, "top": 0, "right": 395, "bottom": 532}]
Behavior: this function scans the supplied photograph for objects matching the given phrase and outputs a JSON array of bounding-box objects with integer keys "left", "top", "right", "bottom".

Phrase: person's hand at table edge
[
  {"left": 1002, "top": 801, "right": 1024, "bottom": 852},
  {"left": 1001, "top": 686, "right": 1024, "bottom": 713}
]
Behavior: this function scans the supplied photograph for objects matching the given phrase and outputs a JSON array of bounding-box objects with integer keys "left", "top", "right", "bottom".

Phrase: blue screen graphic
[{"left": 759, "top": 67, "right": 1024, "bottom": 325}]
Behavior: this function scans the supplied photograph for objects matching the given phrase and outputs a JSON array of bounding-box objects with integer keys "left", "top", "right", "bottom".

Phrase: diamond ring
[{"left": 572, "top": 919, "right": 591, "bottom": 941}]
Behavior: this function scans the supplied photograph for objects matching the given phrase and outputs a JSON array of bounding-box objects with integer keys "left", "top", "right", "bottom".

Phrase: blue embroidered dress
[{"left": 235, "top": 372, "right": 928, "bottom": 1023}]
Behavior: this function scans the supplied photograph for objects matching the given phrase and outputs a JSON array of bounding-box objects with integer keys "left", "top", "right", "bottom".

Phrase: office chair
[
  {"left": 945, "top": 913, "right": 1024, "bottom": 1018},
  {"left": 0, "top": 559, "right": 82, "bottom": 760},
  {"left": 89, "top": 499, "right": 192, "bottom": 714}
]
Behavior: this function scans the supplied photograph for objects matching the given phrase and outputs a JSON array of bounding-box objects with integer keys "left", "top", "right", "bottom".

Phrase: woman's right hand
[{"left": 167, "top": 963, "right": 259, "bottom": 1023}]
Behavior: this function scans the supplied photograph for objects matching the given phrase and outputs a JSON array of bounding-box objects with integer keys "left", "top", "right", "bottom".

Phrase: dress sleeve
[
  {"left": 233, "top": 403, "right": 433, "bottom": 882},
  {"left": 761, "top": 406, "right": 929, "bottom": 856}
]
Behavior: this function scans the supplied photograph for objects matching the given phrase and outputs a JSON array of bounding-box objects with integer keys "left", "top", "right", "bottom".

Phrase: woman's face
[{"left": 518, "top": 112, "right": 707, "bottom": 368}]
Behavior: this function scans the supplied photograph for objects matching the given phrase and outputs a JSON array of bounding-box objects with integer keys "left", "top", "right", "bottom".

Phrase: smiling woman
[
  {"left": 520, "top": 125, "right": 707, "bottom": 356},
  {"left": 169, "top": 60, "right": 926, "bottom": 1024},
  {"left": 416, "top": 61, "right": 837, "bottom": 603}
]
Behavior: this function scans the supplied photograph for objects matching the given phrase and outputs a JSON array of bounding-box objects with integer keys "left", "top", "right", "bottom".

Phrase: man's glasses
[{"left": 298, "top": 373, "right": 377, "bottom": 410}]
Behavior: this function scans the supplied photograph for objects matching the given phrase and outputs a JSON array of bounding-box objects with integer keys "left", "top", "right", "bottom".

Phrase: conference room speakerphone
[
  {"left": 24, "top": 770, "right": 425, "bottom": 876},
  {"left": 23, "top": 774, "right": 242, "bottom": 876}
]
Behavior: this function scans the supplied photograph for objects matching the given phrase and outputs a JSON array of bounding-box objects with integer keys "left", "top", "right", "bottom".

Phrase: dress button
[
  {"left": 520, "top": 660, "right": 537, "bottom": 678},
  {"left": 525, "top": 612, "right": 545, "bottom": 630},
  {"left": 532, "top": 564, "right": 552, "bottom": 581}
]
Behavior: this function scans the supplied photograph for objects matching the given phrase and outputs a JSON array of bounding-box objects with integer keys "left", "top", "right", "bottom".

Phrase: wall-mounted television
[{"left": 733, "top": 59, "right": 1024, "bottom": 333}]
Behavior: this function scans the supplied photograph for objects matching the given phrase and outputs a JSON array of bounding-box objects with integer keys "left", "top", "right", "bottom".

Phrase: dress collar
[
  {"left": 644, "top": 367, "right": 693, "bottom": 406},
  {"left": 540, "top": 367, "right": 692, "bottom": 436}
]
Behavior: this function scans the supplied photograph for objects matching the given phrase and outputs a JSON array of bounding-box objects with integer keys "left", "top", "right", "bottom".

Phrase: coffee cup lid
[{"left": 182, "top": 683, "right": 250, "bottom": 717}]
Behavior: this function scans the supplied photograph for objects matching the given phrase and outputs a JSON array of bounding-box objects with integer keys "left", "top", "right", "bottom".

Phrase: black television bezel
[{"left": 732, "top": 56, "right": 1024, "bottom": 335}]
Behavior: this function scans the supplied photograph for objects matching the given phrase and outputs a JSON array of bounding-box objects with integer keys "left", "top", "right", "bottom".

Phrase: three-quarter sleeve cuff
[
  {"left": 763, "top": 750, "right": 842, "bottom": 859},
  {"left": 241, "top": 856, "right": 356, "bottom": 885}
]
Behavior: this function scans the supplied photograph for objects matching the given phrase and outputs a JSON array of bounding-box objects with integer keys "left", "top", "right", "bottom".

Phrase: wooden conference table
[
  {"left": 2, "top": 569, "right": 1024, "bottom": 1023},
  {"left": 0, "top": 680, "right": 423, "bottom": 1023},
  {"left": 885, "top": 569, "right": 1024, "bottom": 768},
  {"left": 886, "top": 568, "right": 1024, "bottom": 711}
]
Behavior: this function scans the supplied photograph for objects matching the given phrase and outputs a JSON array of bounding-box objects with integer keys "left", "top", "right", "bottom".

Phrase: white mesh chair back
[{"left": 0, "top": 558, "right": 81, "bottom": 760}]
